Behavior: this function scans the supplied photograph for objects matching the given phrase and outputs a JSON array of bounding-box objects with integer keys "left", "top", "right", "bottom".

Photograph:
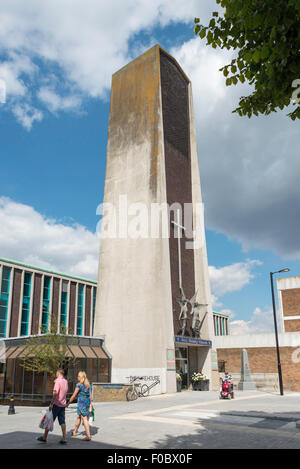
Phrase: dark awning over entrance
[{"left": 4, "top": 343, "right": 108, "bottom": 360}]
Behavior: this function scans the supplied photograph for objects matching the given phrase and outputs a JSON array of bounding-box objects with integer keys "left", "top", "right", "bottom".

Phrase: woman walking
[{"left": 67, "top": 371, "right": 93, "bottom": 441}]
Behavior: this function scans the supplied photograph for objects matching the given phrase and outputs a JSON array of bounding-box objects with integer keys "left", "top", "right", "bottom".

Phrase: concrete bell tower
[{"left": 94, "top": 45, "right": 216, "bottom": 394}]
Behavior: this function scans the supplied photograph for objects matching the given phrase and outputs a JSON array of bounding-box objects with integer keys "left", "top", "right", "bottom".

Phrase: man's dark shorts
[{"left": 52, "top": 404, "right": 66, "bottom": 425}]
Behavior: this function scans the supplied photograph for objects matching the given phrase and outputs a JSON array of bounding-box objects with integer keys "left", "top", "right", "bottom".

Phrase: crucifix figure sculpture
[
  {"left": 176, "top": 287, "right": 189, "bottom": 337},
  {"left": 189, "top": 291, "right": 208, "bottom": 338}
]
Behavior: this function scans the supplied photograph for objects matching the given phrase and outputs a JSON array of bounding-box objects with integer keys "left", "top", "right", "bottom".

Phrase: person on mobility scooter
[{"left": 220, "top": 372, "right": 234, "bottom": 399}]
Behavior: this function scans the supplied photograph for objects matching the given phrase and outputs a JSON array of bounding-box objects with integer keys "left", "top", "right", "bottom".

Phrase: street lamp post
[{"left": 270, "top": 268, "right": 290, "bottom": 396}]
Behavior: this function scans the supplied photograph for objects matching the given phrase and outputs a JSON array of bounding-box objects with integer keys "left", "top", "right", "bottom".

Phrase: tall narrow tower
[{"left": 94, "top": 45, "right": 216, "bottom": 394}]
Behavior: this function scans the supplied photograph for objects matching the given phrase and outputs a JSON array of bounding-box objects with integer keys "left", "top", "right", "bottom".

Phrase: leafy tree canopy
[
  {"left": 21, "top": 319, "right": 76, "bottom": 376},
  {"left": 194, "top": 0, "right": 300, "bottom": 120}
]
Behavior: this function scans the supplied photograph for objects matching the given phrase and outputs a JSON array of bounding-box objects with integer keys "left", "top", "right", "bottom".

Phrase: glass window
[
  {"left": 175, "top": 347, "right": 188, "bottom": 359},
  {"left": 41, "top": 276, "right": 51, "bottom": 332},
  {"left": 0, "top": 266, "right": 11, "bottom": 338},
  {"left": 20, "top": 272, "right": 32, "bottom": 336},
  {"left": 60, "top": 281, "right": 68, "bottom": 330},
  {"left": 92, "top": 287, "right": 97, "bottom": 335},
  {"left": 76, "top": 284, "right": 84, "bottom": 335}
]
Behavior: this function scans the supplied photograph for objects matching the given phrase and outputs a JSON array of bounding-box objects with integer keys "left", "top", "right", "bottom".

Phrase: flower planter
[
  {"left": 192, "top": 379, "right": 209, "bottom": 391},
  {"left": 176, "top": 381, "right": 182, "bottom": 392}
]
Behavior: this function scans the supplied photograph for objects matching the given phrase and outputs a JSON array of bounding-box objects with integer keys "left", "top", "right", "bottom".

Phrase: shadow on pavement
[
  {"left": 0, "top": 431, "right": 129, "bottom": 449},
  {"left": 151, "top": 409, "right": 300, "bottom": 449}
]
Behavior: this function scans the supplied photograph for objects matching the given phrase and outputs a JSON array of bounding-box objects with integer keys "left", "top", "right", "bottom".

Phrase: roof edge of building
[{"left": 0, "top": 257, "right": 98, "bottom": 285}]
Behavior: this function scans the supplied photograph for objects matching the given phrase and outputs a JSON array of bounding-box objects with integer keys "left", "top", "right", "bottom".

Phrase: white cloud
[
  {"left": 171, "top": 38, "right": 236, "bottom": 119},
  {"left": 209, "top": 260, "right": 262, "bottom": 299},
  {"left": 12, "top": 103, "right": 43, "bottom": 130},
  {"left": 207, "top": 260, "right": 278, "bottom": 335},
  {"left": 171, "top": 37, "right": 300, "bottom": 259},
  {"left": 229, "top": 306, "right": 278, "bottom": 335},
  {"left": 0, "top": 197, "right": 99, "bottom": 279},
  {"left": 0, "top": 0, "right": 212, "bottom": 126},
  {"left": 0, "top": 52, "right": 36, "bottom": 98},
  {"left": 37, "top": 87, "right": 82, "bottom": 113}
]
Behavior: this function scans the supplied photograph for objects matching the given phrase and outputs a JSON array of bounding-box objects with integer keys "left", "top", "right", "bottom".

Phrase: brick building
[
  {"left": 215, "top": 276, "right": 300, "bottom": 391},
  {"left": 277, "top": 276, "right": 300, "bottom": 333},
  {"left": 215, "top": 332, "right": 300, "bottom": 391}
]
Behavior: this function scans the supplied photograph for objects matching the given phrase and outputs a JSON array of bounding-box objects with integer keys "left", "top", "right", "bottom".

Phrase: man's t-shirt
[{"left": 53, "top": 377, "right": 68, "bottom": 407}]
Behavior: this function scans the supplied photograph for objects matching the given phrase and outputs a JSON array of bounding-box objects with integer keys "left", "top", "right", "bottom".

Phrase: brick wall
[
  {"left": 9, "top": 269, "right": 22, "bottom": 337},
  {"left": 92, "top": 383, "right": 128, "bottom": 402},
  {"left": 282, "top": 288, "right": 300, "bottom": 316},
  {"left": 217, "top": 346, "right": 300, "bottom": 391},
  {"left": 31, "top": 273, "right": 42, "bottom": 335},
  {"left": 284, "top": 320, "right": 300, "bottom": 332}
]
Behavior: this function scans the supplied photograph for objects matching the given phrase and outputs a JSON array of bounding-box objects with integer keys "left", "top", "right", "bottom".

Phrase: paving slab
[{"left": 1, "top": 391, "right": 300, "bottom": 449}]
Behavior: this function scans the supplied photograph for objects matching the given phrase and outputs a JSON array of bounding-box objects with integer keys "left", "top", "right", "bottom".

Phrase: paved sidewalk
[{"left": 1, "top": 390, "right": 300, "bottom": 449}]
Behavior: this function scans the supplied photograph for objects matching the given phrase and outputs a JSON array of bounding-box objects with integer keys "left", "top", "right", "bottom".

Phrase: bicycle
[{"left": 126, "top": 376, "right": 150, "bottom": 401}]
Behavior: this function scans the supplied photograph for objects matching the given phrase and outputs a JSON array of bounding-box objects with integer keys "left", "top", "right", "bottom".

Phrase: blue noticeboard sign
[
  {"left": 103, "top": 385, "right": 123, "bottom": 389},
  {"left": 174, "top": 336, "right": 212, "bottom": 347}
]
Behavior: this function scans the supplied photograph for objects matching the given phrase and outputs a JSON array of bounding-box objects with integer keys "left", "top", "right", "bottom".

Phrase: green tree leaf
[
  {"left": 199, "top": 28, "right": 206, "bottom": 39},
  {"left": 194, "top": 1, "right": 300, "bottom": 119}
]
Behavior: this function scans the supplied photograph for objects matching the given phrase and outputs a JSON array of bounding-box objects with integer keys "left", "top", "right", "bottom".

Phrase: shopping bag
[
  {"left": 88, "top": 406, "right": 95, "bottom": 425},
  {"left": 39, "top": 410, "right": 54, "bottom": 432},
  {"left": 88, "top": 384, "right": 94, "bottom": 424}
]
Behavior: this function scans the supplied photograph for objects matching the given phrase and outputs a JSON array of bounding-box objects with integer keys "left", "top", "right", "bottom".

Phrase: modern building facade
[
  {"left": 213, "top": 312, "right": 230, "bottom": 336},
  {"left": 0, "top": 258, "right": 97, "bottom": 339},
  {"left": 0, "top": 258, "right": 112, "bottom": 403}
]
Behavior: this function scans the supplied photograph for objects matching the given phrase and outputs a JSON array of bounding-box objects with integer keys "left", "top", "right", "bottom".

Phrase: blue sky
[{"left": 0, "top": 0, "right": 299, "bottom": 334}]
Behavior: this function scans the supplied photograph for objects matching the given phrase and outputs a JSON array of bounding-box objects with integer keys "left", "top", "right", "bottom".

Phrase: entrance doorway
[{"left": 175, "top": 346, "right": 189, "bottom": 389}]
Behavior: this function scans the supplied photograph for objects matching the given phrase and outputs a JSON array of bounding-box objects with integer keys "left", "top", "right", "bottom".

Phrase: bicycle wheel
[
  {"left": 126, "top": 387, "right": 138, "bottom": 401},
  {"left": 140, "top": 384, "right": 150, "bottom": 397}
]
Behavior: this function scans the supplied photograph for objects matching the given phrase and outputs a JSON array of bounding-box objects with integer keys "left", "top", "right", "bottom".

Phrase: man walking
[{"left": 37, "top": 369, "right": 68, "bottom": 444}]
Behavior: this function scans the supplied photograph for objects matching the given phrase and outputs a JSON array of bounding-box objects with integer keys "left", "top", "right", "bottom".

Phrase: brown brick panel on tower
[
  {"left": 68, "top": 281, "right": 77, "bottom": 335},
  {"left": 31, "top": 273, "right": 42, "bottom": 335},
  {"left": 51, "top": 277, "right": 60, "bottom": 326},
  {"left": 160, "top": 50, "right": 195, "bottom": 337},
  {"left": 160, "top": 52, "right": 190, "bottom": 159},
  {"left": 281, "top": 288, "right": 300, "bottom": 316},
  {"left": 9, "top": 268, "right": 22, "bottom": 337}
]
